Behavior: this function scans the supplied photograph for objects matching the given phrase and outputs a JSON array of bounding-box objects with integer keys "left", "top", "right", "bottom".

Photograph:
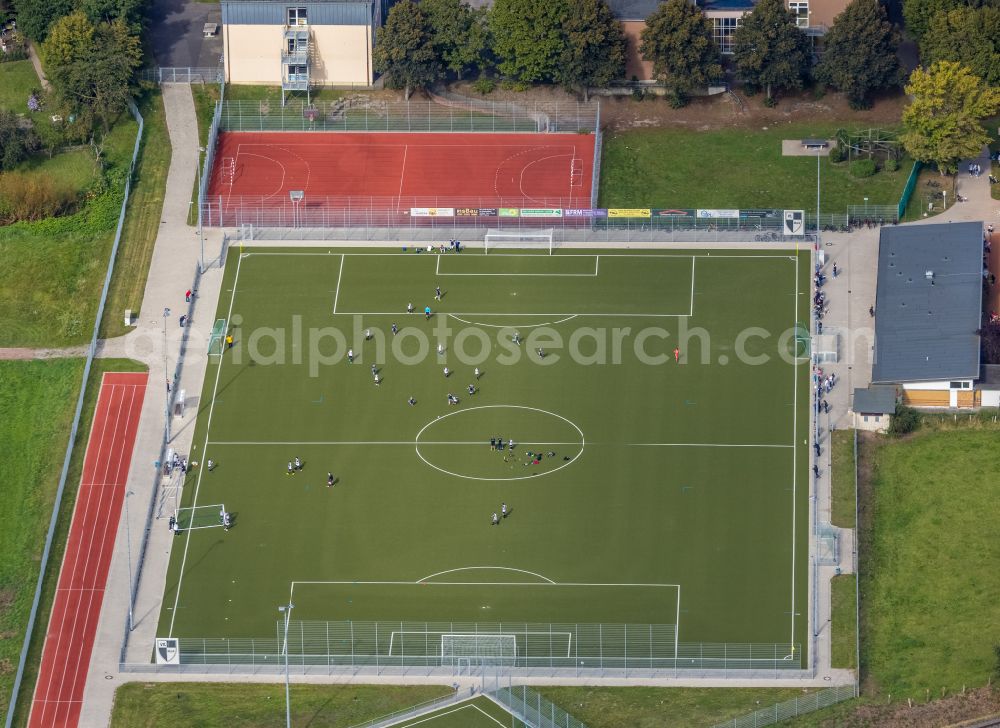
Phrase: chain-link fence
[
  {"left": 492, "top": 684, "right": 588, "bottom": 728},
  {"left": 711, "top": 683, "right": 857, "bottom": 728},
  {"left": 139, "top": 67, "right": 224, "bottom": 84},
  {"left": 217, "top": 98, "right": 600, "bottom": 134}
]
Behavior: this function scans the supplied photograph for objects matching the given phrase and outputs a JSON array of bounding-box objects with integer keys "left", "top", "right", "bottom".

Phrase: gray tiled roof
[
  {"left": 871, "top": 222, "right": 983, "bottom": 384},
  {"left": 852, "top": 385, "right": 897, "bottom": 414}
]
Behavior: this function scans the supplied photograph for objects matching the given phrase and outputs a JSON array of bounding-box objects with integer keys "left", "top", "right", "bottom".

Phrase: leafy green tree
[
  {"left": 13, "top": 0, "right": 73, "bottom": 41},
  {"left": 44, "top": 14, "right": 142, "bottom": 132},
  {"left": 732, "top": 0, "right": 811, "bottom": 103},
  {"left": 555, "top": 0, "right": 626, "bottom": 101},
  {"left": 490, "top": 0, "right": 569, "bottom": 83},
  {"left": 373, "top": 0, "right": 441, "bottom": 99},
  {"left": 921, "top": 6, "right": 1000, "bottom": 87},
  {"left": 903, "top": 0, "right": 957, "bottom": 39},
  {"left": 79, "top": 0, "right": 147, "bottom": 32},
  {"left": 420, "top": 0, "right": 489, "bottom": 80},
  {"left": 900, "top": 60, "right": 1000, "bottom": 174},
  {"left": 0, "top": 110, "right": 41, "bottom": 171},
  {"left": 640, "top": 0, "right": 722, "bottom": 105},
  {"left": 815, "top": 0, "right": 902, "bottom": 108}
]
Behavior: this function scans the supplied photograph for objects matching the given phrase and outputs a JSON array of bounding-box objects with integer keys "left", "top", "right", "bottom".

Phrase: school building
[
  {"left": 220, "top": 0, "right": 387, "bottom": 94},
  {"left": 869, "top": 222, "right": 1000, "bottom": 410}
]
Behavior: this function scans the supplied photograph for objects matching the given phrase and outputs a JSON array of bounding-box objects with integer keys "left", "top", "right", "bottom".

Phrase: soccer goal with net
[
  {"left": 174, "top": 504, "right": 228, "bottom": 531},
  {"left": 441, "top": 634, "right": 517, "bottom": 664},
  {"left": 484, "top": 229, "right": 555, "bottom": 255},
  {"left": 207, "top": 318, "right": 227, "bottom": 357}
]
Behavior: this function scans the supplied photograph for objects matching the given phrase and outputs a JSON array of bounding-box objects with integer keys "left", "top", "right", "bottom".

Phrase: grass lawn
[
  {"left": 0, "top": 109, "right": 140, "bottom": 347},
  {"left": 537, "top": 687, "right": 822, "bottom": 727},
  {"left": 830, "top": 429, "right": 855, "bottom": 528},
  {"left": 100, "top": 91, "right": 172, "bottom": 339},
  {"left": 0, "top": 359, "right": 85, "bottom": 718},
  {"left": 14, "top": 148, "right": 97, "bottom": 193},
  {"left": 861, "top": 425, "right": 1000, "bottom": 696},
  {"left": 8, "top": 359, "right": 148, "bottom": 728},
  {"left": 599, "top": 125, "right": 910, "bottom": 213},
  {"left": 223, "top": 84, "right": 348, "bottom": 103},
  {"left": 109, "top": 683, "right": 452, "bottom": 728},
  {"left": 831, "top": 574, "right": 857, "bottom": 670},
  {"left": 0, "top": 60, "right": 42, "bottom": 113},
  {"left": 188, "top": 83, "right": 221, "bottom": 225}
]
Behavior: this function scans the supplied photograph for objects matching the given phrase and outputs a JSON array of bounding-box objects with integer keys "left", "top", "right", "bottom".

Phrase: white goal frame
[
  {"left": 174, "top": 503, "right": 228, "bottom": 531},
  {"left": 484, "top": 228, "right": 554, "bottom": 255},
  {"left": 441, "top": 633, "right": 517, "bottom": 662}
]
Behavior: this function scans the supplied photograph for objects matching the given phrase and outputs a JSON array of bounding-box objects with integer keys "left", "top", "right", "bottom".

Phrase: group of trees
[
  {"left": 374, "top": 0, "right": 626, "bottom": 100},
  {"left": 13, "top": 0, "right": 144, "bottom": 133},
  {"left": 375, "top": 0, "right": 905, "bottom": 108}
]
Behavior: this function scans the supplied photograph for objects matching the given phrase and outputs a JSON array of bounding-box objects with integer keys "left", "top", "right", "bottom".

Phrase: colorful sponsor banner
[
  {"left": 409, "top": 207, "right": 455, "bottom": 217},
  {"left": 498, "top": 208, "right": 520, "bottom": 217},
  {"left": 608, "top": 208, "right": 651, "bottom": 218},
  {"left": 456, "top": 208, "right": 480, "bottom": 217},
  {"left": 652, "top": 208, "right": 693, "bottom": 217},
  {"left": 696, "top": 209, "right": 740, "bottom": 218},
  {"left": 565, "top": 208, "right": 608, "bottom": 217},
  {"left": 478, "top": 208, "right": 498, "bottom": 216},
  {"left": 520, "top": 208, "right": 563, "bottom": 218}
]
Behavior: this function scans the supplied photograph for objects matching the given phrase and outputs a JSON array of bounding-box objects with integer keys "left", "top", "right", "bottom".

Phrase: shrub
[
  {"left": 888, "top": 404, "right": 921, "bottom": 436},
  {"left": 472, "top": 77, "right": 495, "bottom": 95},
  {"left": 0, "top": 171, "right": 78, "bottom": 223},
  {"left": 829, "top": 145, "right": 846, "bottom": 163},
  {"left": 762, "top": 95, "right": 778, "bottom": 107},
  {"left": 667, "top": 89, "right": 687, "bottom": 108},
  {"left": 884, "top": 157, "right": 899, "bottom": 172},
  {"left": 851, "top": 158, "right": 877, "bottom": 177},
  {"left": 0, "top": 110, "right": 40, "bottom": 171}
]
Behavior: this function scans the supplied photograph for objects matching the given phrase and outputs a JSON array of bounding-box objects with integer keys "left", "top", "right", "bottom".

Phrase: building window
[
  {"left": 286, "top": 64, "right": 307, "bottom": 81},
  {"left": 712, "top": 17, "right": 742, "bottom": 55},
  {"left": 949, "top": 381, "right": 971, "bottom": 389},
  {"left": 287, "top": 7, "right": 307, "bottom": 26},
  {"left": 789, "top": 1, "right": 809, "bottom": 27},
  {"left": 287, "top": 36, "right": 307, "bottom": 53}
]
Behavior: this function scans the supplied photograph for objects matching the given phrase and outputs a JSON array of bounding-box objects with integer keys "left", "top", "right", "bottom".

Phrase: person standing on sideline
[
  {"left": 185, "top": 289, "right": 192, "bottom": 302},
  {"left": 673, "top": 347, "right": 680, "bottom": 363},
  {"left": 295, "top": 456, "right": 302, "bottom": 471},
  {"left": 435, "top": 286, "right": 442, "bottom": 301},
  {"left": 425, "top": 306, "right": 432, "bottom": 320},
  {"left": 407, "top": 302, "right": 414, "bottom": 314},
  {"left": 832, "top": 263, "right": 839, "bottom": 277},
  {"left": 225, "top": 334, "right": 234, "bottom": 350}
]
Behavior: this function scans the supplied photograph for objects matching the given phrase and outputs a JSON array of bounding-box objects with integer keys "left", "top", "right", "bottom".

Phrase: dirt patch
[
  {"left": 0, "top": 587, "right": 14, "bottom": 610},
  {"left": 818, "top": 688, "right": 1000, "bottom": 727},
  {"left": 438, "top": 82, "right": 906, "bottom": 132}
]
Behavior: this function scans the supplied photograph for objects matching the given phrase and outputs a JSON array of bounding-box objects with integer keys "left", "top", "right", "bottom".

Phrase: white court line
[
  {"left": 435, "top": 254, "right": 598, "bottom": 276},
  {"left": 331, "top": 253, "right": 344, "bottom": 314},
  {"left": 397, "top": 144, "right": 408, "bottom": 204},
  {"left": 168, "top": 252, "right": 244, "bottom": 637},
  {"left": 629, "top": 443, "right": 793, "bottom": 448},
  {"left": 292, "top": 580, "right": 680, "bottom": 589},
  {"left": 241, "top": 251, "right": 797, "bottom": 260},
  {"left": 335, "top": 311, "right": 691, "bottom": 317},
  {"left": 789, "top": 250, "right": 801, "bottom": 652},
  {"left": 209, "top": 440, "right": 581, "bottom": 446},
  {"left": 383, "top": 703, "right": 505, "bottom": 728},
  {"left": 417, "top": 566, "right": 556, "bottom": 584},
  {"left": 689, "top": 256, "right": 696, "bottom": 316}
]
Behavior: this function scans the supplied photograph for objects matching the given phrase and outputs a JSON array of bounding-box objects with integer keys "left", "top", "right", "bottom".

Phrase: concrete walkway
[{"left": 77, "top": 82, "right": 227, "bottom": 727}]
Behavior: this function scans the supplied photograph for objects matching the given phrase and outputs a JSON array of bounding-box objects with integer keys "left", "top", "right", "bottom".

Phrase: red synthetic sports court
[
  {"left": 204, "top": 131, "right": 595, "bottom": 228},
  {"left": 29, "top": 372, "right": 147, "bottom": 728}
]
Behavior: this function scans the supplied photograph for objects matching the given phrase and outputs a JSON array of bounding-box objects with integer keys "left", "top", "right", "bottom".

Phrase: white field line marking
[
  {"left": 331, "top": 253, "right": 344, "bottom": 315},
  {"left": 790, "top": 253, "right": 800, "bottom": 652},
  {"left": 689, "top": 256, "right": 696, "bottom": 316},
  {"left": 595, "top": 254, "right": 600, "bottom": 275},
  {"left": 209, "top": 440, "right": 582, "bottom": 446},
  {"left": 675, "top": 584, "right": 681, "bottom": 660},
  {"left": 241, "top": 251, "right": 796, "bottom": 260},
  {"left": 335, "top": 311, "right": 692, "bottom": 318},
  {"left": 435, "top": 253, "right": 598, "bottom": 276},
  {"left": 471, "top": 702, "right": 518, "bottom": 727},
  {"left": 417, "top": 566, "right": 556, "bottom": 584},
  {"left": 208, "top": 440, "right": 790, "bottom": 448},
  {"left": 168, "top": 251, "right": 244, "bottom": 636},
  {"left": 397, "top": 144, "right": 408, "bottom": 205},
  {"left": 238, "top": 151, "right": 287, "bottom": 201},
  {"left": 292, "top": 580, "right": 680, "bottom": 588},
  {"left": 382, "top": 703, "right": 504, "bottom": 728},
  {"left": 446, "top": 313, "right": 578, "bottom": 329}
]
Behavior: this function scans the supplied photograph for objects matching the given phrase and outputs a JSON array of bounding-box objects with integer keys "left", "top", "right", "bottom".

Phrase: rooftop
[
  {"left": 852, "top": 385, "right": 897, "bottom": 415},
  {"left": 871, "top": 222, "right": 984, "bottom": 384}
]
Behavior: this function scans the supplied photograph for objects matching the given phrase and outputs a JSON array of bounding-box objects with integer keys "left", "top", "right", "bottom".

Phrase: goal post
[
  {"left": 174, "top": 504, "right": 227, "bottom": 531},
  {"left": 441, "top": 634, "right": 517, "bottom": 664},
  {"left": 484, "top": 228, "right": 554, "bottom": 255},
  {"left": 207, "top": 318, "right": 227, "bottom": 357}
]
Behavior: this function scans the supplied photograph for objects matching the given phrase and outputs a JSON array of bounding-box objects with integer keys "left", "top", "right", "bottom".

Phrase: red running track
[
  {"left": 28, "top": 372, "right": 147, "bottom": 728},
  {"left": 208, "top": 131, "right": 595, "bottom": 206}
]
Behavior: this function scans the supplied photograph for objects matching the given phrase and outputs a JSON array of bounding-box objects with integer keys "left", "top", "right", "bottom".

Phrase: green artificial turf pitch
[{"left": 159, "top": 248, "right": 811, "bottom": 668}]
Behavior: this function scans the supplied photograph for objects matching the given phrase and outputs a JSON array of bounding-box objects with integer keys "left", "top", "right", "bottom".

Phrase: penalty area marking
[
  {"left": 417, "top": 566, "right": 556, "bottom": 584},
  {"left": 435, "top": 254, "right": 599, "bottom": 276},
  {"left": 446, "top": 313, "right": 578, "bottom": 329}
]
